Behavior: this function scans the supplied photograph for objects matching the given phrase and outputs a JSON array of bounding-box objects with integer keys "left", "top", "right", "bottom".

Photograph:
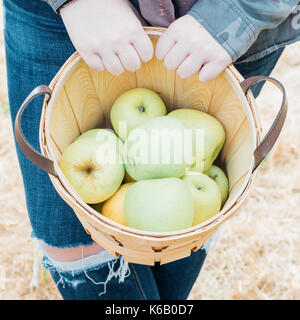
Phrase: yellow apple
[{"left": 99, "top": 182, "right": 134, "bottom": 225}]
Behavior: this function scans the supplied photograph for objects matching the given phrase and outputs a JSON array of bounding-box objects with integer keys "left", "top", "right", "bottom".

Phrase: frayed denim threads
[{"left": 38, "top": 243, "right": 131, "bottom": 296}]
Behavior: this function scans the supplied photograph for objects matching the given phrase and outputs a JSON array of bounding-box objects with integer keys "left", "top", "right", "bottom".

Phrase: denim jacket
[
  {"left": 46, "top": 0, "right": 300, "bottom": 63},
  {"left": 187, "top": 0, "right": 300, "bottom": 63}
]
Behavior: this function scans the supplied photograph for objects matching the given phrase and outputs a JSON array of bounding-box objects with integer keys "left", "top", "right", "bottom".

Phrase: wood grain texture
[
  {"left": 87, "top": 66, "right": 137, "bottom": 129},
  {"left": 209, "top": 72, "right": 247, "bottom": 164},
  {"left": 173, "top": 73, "right": 216, "bottom": 112},
  {"left": 225, "top": 119, "right": 253, "bottom": 193},
  {"left": 50, "top": 87, "right": 81, "bottom": 154},
  {"left": 64, "top": 60, "right": 106, "bottom": 133},
  {"left": 136, "top": 39, "right": 176, "bottom": 111},
  {"left": 47, "top": 136, "right": 62, "bottom": 164}
]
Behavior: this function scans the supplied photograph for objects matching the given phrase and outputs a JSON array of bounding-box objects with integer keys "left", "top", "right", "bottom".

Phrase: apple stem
[
  {"left": 86, "top": 168, "right": 92, "bottom": 174},
  {"left": 138, "top": 105, "right": 146, "bottom": 113}
]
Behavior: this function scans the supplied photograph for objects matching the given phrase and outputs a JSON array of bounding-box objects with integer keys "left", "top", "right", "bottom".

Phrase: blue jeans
[
  {"left": 3, "top": 0, "right": 284, "bottom": 300},
  {"left": 40, "top": 244, "right": 208, "bottom": 300}
]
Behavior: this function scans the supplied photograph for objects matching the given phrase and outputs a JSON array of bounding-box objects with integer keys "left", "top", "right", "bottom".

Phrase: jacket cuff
[
  {"left": 188, "top": 0, "right": 257, "bottom": 62},
  {"left": 45, "top": 0, "right": 70, "bottom": 13}
]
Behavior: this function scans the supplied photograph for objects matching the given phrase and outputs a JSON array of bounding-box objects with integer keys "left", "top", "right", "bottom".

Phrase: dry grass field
[{"left": 0, "top": 3, "right": 299, "bottom": 300}]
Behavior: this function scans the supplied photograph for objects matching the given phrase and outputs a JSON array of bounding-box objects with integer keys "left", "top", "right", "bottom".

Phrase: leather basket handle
[
  {"left": 240, "top": 76, "right": 288, "bottom": 172},
  {"left": 14, "top": 85, "right": 58, "bottom": 177}
]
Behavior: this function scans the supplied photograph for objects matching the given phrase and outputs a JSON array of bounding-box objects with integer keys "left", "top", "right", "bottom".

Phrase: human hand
[
  {"left": 60, "top": 0, "right": 153, "bottom": 75},
  {"left": 155, "top": 15, "right": 232, "bottom": 82}
]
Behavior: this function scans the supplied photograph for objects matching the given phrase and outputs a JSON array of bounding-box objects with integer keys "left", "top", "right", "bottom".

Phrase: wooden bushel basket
[{"left": 15, "top": 28, "right": 288, "bottom": 266}]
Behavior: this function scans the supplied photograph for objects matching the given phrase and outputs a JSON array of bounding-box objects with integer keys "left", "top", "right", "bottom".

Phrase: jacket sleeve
[
  {"left": 188, "top": 0, "right": 300, "bottom": 61},
  {"left": 45, "top": 0, "right": 70, "bottom": 13}
]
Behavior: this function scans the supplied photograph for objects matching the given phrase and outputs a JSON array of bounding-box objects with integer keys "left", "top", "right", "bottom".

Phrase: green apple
[
  {"left": 206, "top": 165, "right": 229, "bottom": 206},
  {"left": 182, "top": 172, "right": 221, "bottom": 226},
  {"left": 124, "top": 178, "right": 194, "bottom": 232},
  {"left": 60, "top": 129, "right": 125, "bottom": 204},
  {"left": 168, "top": 108, "right": 225, "bottom": 173},
  {"left": 124, "top": 116, "right": 193, "bottom": 181},
  {"left": 110, "top": 88, "right": 167, "bottom": 141}
]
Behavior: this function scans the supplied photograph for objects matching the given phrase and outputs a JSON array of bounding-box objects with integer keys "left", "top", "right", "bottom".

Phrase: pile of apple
[{"left": 60, "top": 88, "right": 229, "bottom": 232}]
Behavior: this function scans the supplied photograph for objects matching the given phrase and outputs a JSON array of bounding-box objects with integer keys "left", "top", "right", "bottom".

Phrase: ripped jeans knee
[
  {"left": 35, "top": 243, "right": 133, "bottom": 299},
  {"left": 43, "top": 253, "right": 130, "bottom": 299},
  {"left": 30, "top": 230, "right": 220, "bottom": 300}
]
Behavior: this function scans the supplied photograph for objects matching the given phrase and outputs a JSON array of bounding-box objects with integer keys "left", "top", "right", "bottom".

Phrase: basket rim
[{"left": 39, "top": 27, "right": 262, "bottom": 240}]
